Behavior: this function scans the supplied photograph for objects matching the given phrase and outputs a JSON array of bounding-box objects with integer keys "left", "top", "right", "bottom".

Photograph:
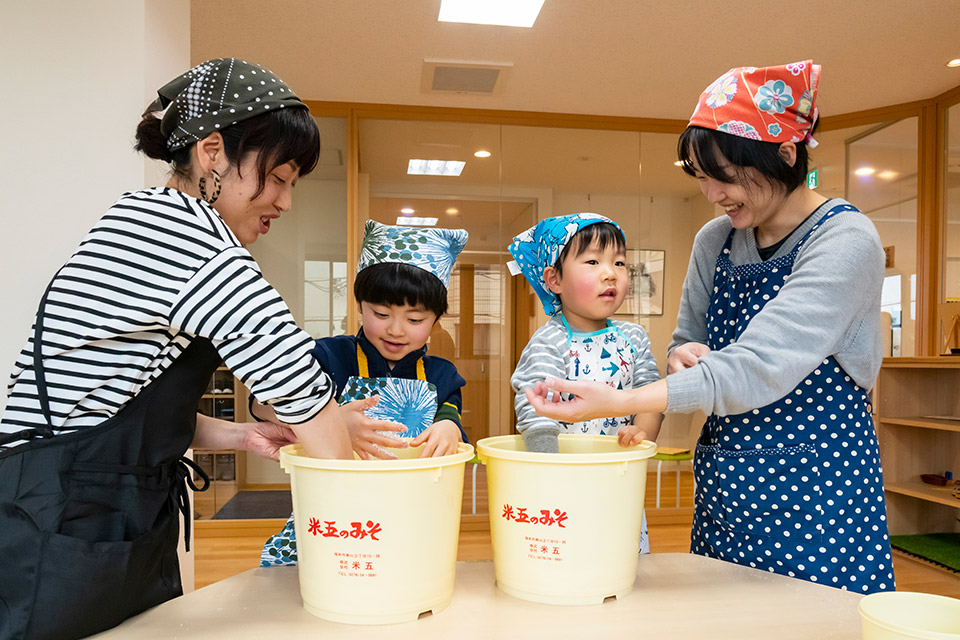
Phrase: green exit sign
[{"left": 807, "top": 169, "right": 819, "bottom": 189}]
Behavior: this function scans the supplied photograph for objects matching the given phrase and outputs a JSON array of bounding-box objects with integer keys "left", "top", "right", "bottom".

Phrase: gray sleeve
[
  {"left": 666, "top": 213, "right": 884, "bottom": 415},
  {"left": 511, "top": 320, "right": 567, "bottom": 453},
  {"left": 667, "top": 218, "right": 730, "bottom": 358}
]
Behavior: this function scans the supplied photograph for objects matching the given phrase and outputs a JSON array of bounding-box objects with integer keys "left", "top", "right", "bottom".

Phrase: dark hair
[
  {"left": 554, "top": 222, "right": 626, "bottom": 276},
  {"left": 676, "top": 121, "right": 818, "bottom": 193},
  {"left": 135, "top": 107, "right": 321, "bottom": 198},
  {"left": 354, "top": 263, "right": 448, "bottom": 318}
]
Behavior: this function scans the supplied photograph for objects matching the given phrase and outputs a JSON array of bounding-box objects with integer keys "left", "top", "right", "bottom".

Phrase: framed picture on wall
[{"left": 617, "top": 249, "right": 664, "bottom": 317}]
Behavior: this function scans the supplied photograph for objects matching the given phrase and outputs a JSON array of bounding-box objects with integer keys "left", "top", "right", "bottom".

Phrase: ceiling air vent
[{"left": 421, "top": 60, "right": 512, "bottom": 95}]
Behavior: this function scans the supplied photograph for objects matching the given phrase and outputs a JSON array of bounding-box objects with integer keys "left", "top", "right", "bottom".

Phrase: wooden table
[{"left": 91, "top": 553, "right": 865, "bottom": 639}]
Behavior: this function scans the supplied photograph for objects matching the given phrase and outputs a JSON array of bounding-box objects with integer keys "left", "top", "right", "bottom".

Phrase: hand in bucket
[
  {"left": 409, "top": 420, "right": 461, "bottom": 458},
  {"left": 340, "top": 397, "right": 408, "bottom": 460}
]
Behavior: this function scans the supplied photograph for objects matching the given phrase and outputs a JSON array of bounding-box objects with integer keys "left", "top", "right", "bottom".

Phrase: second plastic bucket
[
  {"left": 859, "top": 591, "right": 960, "bottom": 639},
  {"left": 477, "top": 434, "right": 656, "bottom": 605},
  {"left": 280, "top": 442, "right": 474, "bottom": 624}
]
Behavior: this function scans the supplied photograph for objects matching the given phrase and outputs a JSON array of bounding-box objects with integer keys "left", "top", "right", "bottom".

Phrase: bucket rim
[
  {"left": 476, "top": 434, "right": 656, "bottom": 464},
  {"left": 280, "top": 442, "right": 475, "bottom": 471},
  {"left": 859, "top": 591, "right": 960, "bottom": 639}
]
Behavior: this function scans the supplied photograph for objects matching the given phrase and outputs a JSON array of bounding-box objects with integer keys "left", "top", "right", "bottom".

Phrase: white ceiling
[
  {"left": 191, "top": 0, "right": 960, "bottom": 119},
  {"left": 194, "top": 1, "right": 960, "bottom": 214}
]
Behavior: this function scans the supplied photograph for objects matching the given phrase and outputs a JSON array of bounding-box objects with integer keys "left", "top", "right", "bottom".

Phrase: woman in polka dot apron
[{"left": 523, "top": 61, "right": 894, "bottom": 594}]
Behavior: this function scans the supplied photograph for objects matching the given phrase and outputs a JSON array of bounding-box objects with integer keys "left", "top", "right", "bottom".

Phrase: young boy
[
  {"left": 509, "top": 213, "right": 663, "bottom": 453},
  {"left": 255, "top": 219, "right": 469, "bottom": 566},
  {"left": 508, "top": 213, "right": 662, "bottom": 551}
]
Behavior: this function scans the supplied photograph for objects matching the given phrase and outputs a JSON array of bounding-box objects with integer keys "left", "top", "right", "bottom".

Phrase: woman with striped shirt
[{"left": 0, "top": 59, "right": 355, "bottom": 640}]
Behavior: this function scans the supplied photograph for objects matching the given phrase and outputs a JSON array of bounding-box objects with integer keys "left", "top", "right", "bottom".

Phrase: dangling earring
[{"left": 198, "top": 169, "right": 221, "bottom": 205}]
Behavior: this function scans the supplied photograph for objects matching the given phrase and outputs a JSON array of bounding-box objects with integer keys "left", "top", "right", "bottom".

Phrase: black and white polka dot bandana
[{"left": 144, "top": 58, "right": 308, "bottom": 151}]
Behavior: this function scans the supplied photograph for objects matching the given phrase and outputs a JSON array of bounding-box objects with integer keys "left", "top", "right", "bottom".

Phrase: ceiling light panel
[
  {"left": 396, "top": 217, "right": 439, "bottom": 226},
  {"left": 438, "top": 0, "right": 545, "bottom": 28},
  {"left": 407, "top": 159, "right": 466, "bottom": 176}
]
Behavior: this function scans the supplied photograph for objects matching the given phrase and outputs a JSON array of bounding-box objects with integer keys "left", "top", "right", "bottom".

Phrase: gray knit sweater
[
  {"left": 512, "top": 315, "right": 661, "bottom": 451},
  {"left": 666, "top": 199, "right": 885, "bottom": 416}
]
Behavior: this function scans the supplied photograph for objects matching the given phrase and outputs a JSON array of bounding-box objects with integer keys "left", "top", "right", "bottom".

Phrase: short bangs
[
  {"left": 354, "top": 263, "right": 448, "bottom": 318},
  {"left": 555, "top": 222, "right": 626, "bottom": 275},
  {"left": 677, "top": 126, "right": 811, "bottom": 192},
  {"left": 224, "top": 107, "right": 321, "bottom": 198}
]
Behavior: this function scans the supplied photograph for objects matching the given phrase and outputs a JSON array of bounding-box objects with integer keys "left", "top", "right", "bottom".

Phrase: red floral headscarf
[{"left": 688, "top": 60, "right": 821, "bottom": 147}]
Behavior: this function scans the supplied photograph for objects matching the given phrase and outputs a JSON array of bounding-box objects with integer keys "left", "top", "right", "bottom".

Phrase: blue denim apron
[{"left": 691, "top": 203, "right": 895, "bottom": 594}]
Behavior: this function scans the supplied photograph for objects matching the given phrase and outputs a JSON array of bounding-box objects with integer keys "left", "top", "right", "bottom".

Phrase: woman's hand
[
  {"left": 524, "top": 377, "right": 669, "bottom": 423},
  {"left": 524, "top": 378, "right": 629, "bottom": 423},
  {"left": 242, "top": 422, "right": 298, "bottom": 461},
  {"left": 667, "top": 342, "right": 711, "bottom": 374},
  {"left": 410, "top": 420, "right": 461, "bottom": 458},
  {"left": 340, "top": 397, "right": 409, "bottom": 460}
]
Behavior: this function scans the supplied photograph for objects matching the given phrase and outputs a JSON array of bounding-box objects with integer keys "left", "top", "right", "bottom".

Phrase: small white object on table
[{"left": 91, "top": 553, "right": 864, "bottom": 639}]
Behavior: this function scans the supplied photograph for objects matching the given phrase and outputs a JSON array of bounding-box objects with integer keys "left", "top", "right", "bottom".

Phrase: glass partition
[
  {"left": 814, "top": 118, "right": 919, "bottom": 357},
  {"left": 208, "top": 110, "right": 923, "bottom": 524}
]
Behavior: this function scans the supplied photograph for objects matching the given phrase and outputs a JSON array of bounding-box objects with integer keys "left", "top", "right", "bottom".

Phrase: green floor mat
[{"left": 890, "top": 533, "right": 960, "bottom": 572}]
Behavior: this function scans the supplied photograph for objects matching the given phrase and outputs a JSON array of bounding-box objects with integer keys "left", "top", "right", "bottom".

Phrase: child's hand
[
  {"left": 410, "top": 420, "right": 461, "bottom": 458},
  {"left": 617, "top": 423, "right": 648, "bottom": 448},
  {"left": 339, "top": 397, "right": 409, "bottom": 460}
]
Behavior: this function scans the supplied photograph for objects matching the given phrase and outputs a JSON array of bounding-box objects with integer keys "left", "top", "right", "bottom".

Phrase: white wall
[
  {"left": 0, "top": 0, "right": 189, "bottom": 410},
  {"left": 0, "top": 0, "right": 191, "bottom": 584}
]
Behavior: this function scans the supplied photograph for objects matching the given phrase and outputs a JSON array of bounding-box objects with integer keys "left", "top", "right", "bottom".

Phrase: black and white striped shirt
[{"left": 1, "top": 188, "right": 333, "bottom": 450}]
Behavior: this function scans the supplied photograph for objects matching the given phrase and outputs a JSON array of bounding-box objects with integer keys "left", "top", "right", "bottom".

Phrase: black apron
[{"left": 0, "top": 279, "right": 221, "bottom": 640}]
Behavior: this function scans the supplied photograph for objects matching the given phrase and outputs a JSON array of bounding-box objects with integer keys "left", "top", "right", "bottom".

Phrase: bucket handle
[{"left": 618, "top": 461, "right": 629, "bottom": 477}]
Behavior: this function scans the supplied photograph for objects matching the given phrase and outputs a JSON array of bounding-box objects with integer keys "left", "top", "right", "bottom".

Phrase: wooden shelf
[
  {"left": 194, "top": 364, "right": 248, "bottom": 519},
  {"left": 875, "top": 360, "right": 960, "bottom": 535},
  {"left": 877, "top": 416, "right": 960, "bottom": 432},
  {"left": 880, "top": 356, "right": 960, "bottom": 369},
  {"left": 885, "top": 481, "right": 960, "bottom": 508}
]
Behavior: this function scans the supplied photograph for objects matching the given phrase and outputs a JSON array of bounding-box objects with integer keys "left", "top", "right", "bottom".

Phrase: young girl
[
  {"left": 508, "top": 213, "right": 663, "bottom": 551},
  {"left": 255, "top": 220, "right": 469, "bottom": 566}
]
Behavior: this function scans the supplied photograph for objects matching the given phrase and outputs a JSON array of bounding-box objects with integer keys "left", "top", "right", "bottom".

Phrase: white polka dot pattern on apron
[{"left": 690, "top": 203, "right": 895, "bottom": 594}]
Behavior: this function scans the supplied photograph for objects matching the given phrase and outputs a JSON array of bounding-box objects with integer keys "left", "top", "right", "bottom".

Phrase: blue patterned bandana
[
  {"left": 507, "top": 213, "right": 624, "bottom": 315},
  {"left": 357, "top": 220, "right": 468, "bottom": 288}
]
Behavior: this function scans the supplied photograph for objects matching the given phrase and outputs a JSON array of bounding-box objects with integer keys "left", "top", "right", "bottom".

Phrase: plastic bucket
[
  {"left": 477, "top": 434, "right": 656, "bottom": 605},
  {"left": 859, "top": 591, "right": 960, "bottom": 639},
  {"left": 280, "top": 442, "right": 474, "bottom": 624}
]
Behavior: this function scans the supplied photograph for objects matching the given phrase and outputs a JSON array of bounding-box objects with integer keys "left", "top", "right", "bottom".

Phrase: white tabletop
[{"left": 91, "top": 553, "right": 865, "bottom": 639}]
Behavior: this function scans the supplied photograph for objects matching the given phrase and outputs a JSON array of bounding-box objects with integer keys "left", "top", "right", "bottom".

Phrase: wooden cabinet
[
  {"left": 874, "top": 357, "right": 960, "bottom": 535},
  {"left": 193, "top": 366, "right": 247, "bottom": 520}
]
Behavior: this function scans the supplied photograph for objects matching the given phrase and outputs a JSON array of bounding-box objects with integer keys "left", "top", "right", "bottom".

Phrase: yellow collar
[{"left": 357, "top": 343, "right": 425, "bottom": 380}]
